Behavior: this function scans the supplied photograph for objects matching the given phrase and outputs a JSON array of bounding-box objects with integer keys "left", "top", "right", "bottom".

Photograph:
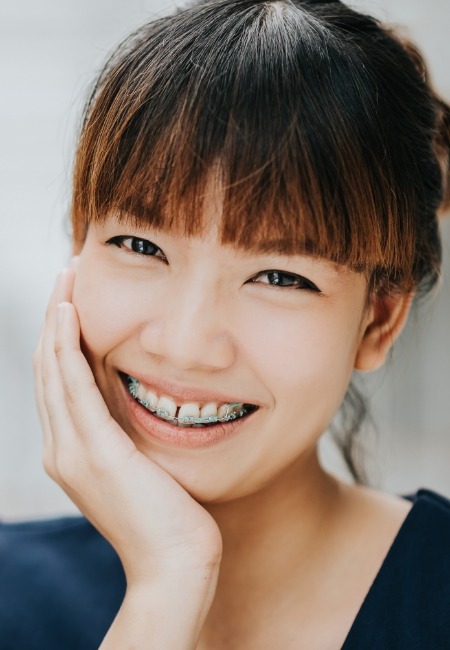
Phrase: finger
[
  {"left": 35, "top": 267, "right": 71, "bottom": 471},
  {"left": 54, "top": 302, "right": 127, "bottom": 454},
  {"left": 40, "top": 271, "right": 78, "bottom": 462},
  {"left": 45, "top": 268, "right": 76, "bottom": 324},
  {"left": 41, "top": 268, "right": 77, "bottom": 393},
  {"left": 33, "top": 332, "right": 53, "bottom": 451}
]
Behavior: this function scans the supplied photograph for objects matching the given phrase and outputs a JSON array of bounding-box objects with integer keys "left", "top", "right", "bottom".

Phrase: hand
[{"left": 34, "top": 267, "right": 222, "bottom": 586}]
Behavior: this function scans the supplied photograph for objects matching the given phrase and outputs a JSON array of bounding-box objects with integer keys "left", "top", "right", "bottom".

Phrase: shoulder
[
  {"left": 393, "top": 488, "right": 450, "bottom": 575},
  {"left": 389, "top": 488, "right": 450, "bottom": 578},
  {"left": 405, "top": 487, "right": 450, "bottom": 527},
  {"left": 0, "top": 516, "right": 125, "bottom": 650},
  {"left": 343, "top": 489, "right": 450, "bottom": 650},
  {"left": 395, "top": 488, "right": 450, "bottom": 584}
]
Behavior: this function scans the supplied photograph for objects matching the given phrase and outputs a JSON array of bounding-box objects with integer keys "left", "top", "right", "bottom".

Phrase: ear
[{"left": 354, "top": 291, "right": 413, "bottom": 372}]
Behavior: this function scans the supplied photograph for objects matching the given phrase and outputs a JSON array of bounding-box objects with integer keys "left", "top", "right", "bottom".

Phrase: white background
[{"left": 1, "top": 0, "right": 449, "bottom": 520}]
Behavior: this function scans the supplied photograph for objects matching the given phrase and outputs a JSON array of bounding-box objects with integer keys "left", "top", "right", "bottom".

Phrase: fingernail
[{"left": 70, "top": 256, "right": 80, "bottom": 269}]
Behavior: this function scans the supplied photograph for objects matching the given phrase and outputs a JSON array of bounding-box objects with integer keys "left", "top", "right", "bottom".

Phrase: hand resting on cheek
[{"left": 33, "top": 266, "right": 223, "bottom": 648}]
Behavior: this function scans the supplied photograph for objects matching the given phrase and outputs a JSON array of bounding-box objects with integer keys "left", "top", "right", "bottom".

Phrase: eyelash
[
  {"left": 249, "top": 271, "right": 320, "bottom": 292},
  {"left": 106, "top": 236, "right": 168, "bottom": 262},
  {"left": 105, "top": 236, "right": 320, "bottom": 293}
]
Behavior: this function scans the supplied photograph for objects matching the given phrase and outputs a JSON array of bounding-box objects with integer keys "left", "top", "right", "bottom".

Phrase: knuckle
[
  {"left": 54, "top": 452, "right": 78, "bottom": 485},
  {"left": 42, "top": 453, "right": 57, "bottom": 481},
  {"left": 90, "top": 449, "right": 111, "bottom": 476},
  {"left": 64, "top": 384, "right": 81, "bottom": 412},
  {"left": 65, "top": 376, "right": 96, "bottom": 410}
]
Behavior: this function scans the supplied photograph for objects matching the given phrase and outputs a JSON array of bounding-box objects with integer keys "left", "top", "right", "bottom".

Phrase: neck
[{"left": 199, "top": 450, "right": 343, "bottom": 647}]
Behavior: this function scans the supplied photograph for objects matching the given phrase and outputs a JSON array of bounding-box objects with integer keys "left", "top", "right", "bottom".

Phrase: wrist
[
  {"left": 100, "top": 567, "right": 220, "bottom": 650},
  {"left": 127, "top": 555, "right": 221, "bottom": 603},
  {"left": 121, "top": 536, "right": 223, "bottom": 586}
]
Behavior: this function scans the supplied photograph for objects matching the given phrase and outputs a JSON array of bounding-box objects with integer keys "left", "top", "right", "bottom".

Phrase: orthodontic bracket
[{"left": 127, "top": 376, "right": 247, "bottom": 424}]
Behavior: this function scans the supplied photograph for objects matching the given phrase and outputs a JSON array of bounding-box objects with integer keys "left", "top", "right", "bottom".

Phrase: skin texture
[
  {"left": 35, "top": 193, "right": 413, "bottom": 648},
  {"left": 72, "top": 213, "right": 371, "bottom": 502}
]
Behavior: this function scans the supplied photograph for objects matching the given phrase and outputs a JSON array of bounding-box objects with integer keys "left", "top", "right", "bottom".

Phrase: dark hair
[{"left": 71, "top": 0, "right": 450, "bottom": 481}]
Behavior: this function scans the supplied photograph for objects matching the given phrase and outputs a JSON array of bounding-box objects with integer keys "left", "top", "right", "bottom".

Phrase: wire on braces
[{"left": 127, "top": 376, "right": 246, "bottom": 424}]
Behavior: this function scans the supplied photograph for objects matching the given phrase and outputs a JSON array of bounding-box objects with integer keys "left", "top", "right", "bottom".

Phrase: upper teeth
[{"left": 127, "top": 376, "right": 246, "bottom": 425}]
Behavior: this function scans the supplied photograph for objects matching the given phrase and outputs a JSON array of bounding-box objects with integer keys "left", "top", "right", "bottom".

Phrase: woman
[{"left": 1, "top": 0, "right": 450, "bottom": 648}]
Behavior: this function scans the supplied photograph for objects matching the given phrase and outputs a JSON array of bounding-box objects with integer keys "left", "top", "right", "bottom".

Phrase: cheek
[
  {"left": 235, "top": 301, "right": 361, "bottom": 406},
  {"left": 72, "top": 262, "right": 146, "bottom": 358}
]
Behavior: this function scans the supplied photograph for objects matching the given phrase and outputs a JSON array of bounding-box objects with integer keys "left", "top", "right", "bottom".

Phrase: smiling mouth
[{"left": 123, "top": 374, "right": 258, "bottom": 428}]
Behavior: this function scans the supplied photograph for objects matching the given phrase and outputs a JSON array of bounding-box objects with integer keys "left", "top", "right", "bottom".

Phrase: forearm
[{"left": 100, "top": 566, "right": 220, "bottom": 650}]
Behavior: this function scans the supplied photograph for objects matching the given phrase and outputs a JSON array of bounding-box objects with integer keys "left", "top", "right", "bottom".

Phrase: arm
[{"left": 101, "top": 567, "right": 219, "bottom": 650}]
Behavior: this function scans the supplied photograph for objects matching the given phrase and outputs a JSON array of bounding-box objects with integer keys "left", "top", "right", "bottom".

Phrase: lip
[
  {"left": 118, "top": 368, "right": 260, "bottom": 407},
  {"left": 118, "top": 372, "right": 259, "bottom": 449}
]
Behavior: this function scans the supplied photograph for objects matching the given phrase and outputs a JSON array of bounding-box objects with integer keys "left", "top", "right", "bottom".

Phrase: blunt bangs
[{"left": 72, "top": 0, "right": 443, "bottom": 290}]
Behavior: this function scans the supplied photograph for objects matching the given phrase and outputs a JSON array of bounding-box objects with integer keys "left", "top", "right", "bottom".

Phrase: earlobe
[{"left": 354, "top": 291, "right": 413, "bottom": 372}]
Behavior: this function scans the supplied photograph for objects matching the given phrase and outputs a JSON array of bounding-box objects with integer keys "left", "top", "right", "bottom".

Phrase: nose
[{"left": 138, "top": 277, "right": 236, "bottom": 372}]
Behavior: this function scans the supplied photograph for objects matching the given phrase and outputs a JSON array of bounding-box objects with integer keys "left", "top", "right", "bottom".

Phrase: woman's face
[{"left": 73, "top": 202, "right": 371, "bottom": 503}]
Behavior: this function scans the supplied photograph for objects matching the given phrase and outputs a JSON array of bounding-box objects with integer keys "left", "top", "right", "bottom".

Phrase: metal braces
[{"left": 127, "top": 376, "right": 247, "bottom": 424}]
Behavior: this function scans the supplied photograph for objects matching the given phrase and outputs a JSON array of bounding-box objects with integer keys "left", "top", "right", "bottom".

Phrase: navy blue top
[{"left": 1, "top": 489, "right": 450, "bottom": 649}]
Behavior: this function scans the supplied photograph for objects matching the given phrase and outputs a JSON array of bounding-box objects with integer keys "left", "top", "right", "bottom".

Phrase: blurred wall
[{"left": 0, "top": 0, "right": 449, "bottom": 519}]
